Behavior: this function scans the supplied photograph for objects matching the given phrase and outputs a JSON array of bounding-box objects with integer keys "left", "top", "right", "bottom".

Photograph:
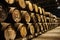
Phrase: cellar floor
[{"left": 32, "top": 26, "right": 60, "bottom": 40}]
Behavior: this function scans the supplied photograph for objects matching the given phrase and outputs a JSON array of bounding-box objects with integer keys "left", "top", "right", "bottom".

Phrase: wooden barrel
[
  {"left": 36, "top": 14, "right": 41, "bottom": 22},
  {"left": 20, "top": 25, "right": 27, "bottom": 37},
  {"left": 44, "top": 12, "right": 51, "bottom": 17},
  {"left": 48, "top": 12, "right": 51, "bottom": 17},
  {"left": 52, "top": 16, "right": 57, "bottom": 23},
  {"left": 47, "top": 12, "right": 51, "bottom": 17},
  {"left": 15, "top": 23, "right": 23, "bottom": 30},
  {"left": 49, "top": 18, "right": 51, "bottom": 23},
  {"left": 21, "top": 11, "right": 30, "bottom": 23},
  {"left": 52, "top": 15, "right": 56, "bottom": 18},
  {"left": 52, "top": 18, "right": 55, "bottom": 23},
  {"left": 42, "top": 8, "right": 45, "bottom": 15},
  {"left": 45, "top": 12, "right": 49, "bottom": 16},
  {"left": 38, "top": 7, "right": 42, "bottom": 15},
  {"left": 55, "top": 19, "right": 57, "bottom": 22},
  {"left": 37, "top": 23, "right": 42, "bottom": 34},
  {"left": 45, "top": 23, "right": 49, "bottom": 30},
  {"left": 33, "top": 4, "right": 38, "bottom": 13},
  {"left": 53, "top": 19, "right": 56, "bottom": 27},
  {"left": 43, "top": 16, "right": 47, "bottom": 23},
  {"left": 48, "top": 23, "right": 52, "bottom": 29},
  {"left": 27, "top": 23, "right": 35, "bottom": 35},
  {"left": 18, "top": 0, "right": 26, "bottom": 8},
  {"left": 27, "top": 23, "right": 35, "bottom": 38},
  {"left": 30, "top": 13, "right": 37, "bottom": 23},
  {"left": 54, "top": 19, "right": 58, "bottom": 27},
  {"left": 50, "top": 18, "right": 53, "bottom": 23},
  {"left": 0, "top": 5, "right": 7, "bottom": 22},
  {"left": 45, "top": 12, "right": 52, "bottom": 17},
  {"left": 40, "top": 15, "right": 44, "bottom": 23},
  {"left": 46, "top": 17, "right": 50, "bottom": 23},
  {"left": 42, "top": 23, "right": 47, "bottom": 32},
  {"left": 16, "top": 23, "right": 27, "bottom": 38},
  {"left": 9, "top": 7, "right": 21, "bottom": 23},
  {"left": 38, "top": 23, "right": 44, "bottom": 33},
  {"left": 47, "top": 23, "right": 49, "bottom": 29},
  {"left": 53, "top": 19, "right": 56, "bottom": 23},
  {"left": 9, "top": 7, "right": 15, "bottom": 13},
  {"left": 32, "top": 23, "right": 40, "bottom": 36},
  {"left": 25, "top": 1, "right": 33, "bottom": 11},
  {"left": 5, "top": 0, "right": 14, "bottom": 4},
  {"left": 4, "top": 24, "right": 16, "bottom": 40}
]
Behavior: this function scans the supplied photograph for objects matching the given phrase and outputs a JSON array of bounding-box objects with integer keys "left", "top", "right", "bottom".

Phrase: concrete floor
[{"left": 32, "top": 26, "right": 60, "bottom": 40}]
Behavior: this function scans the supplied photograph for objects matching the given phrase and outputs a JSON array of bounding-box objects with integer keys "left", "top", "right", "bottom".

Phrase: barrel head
[
  {"left": 33, "top": 4, "right": 38, "bottom": 13},
  {"left": 21, "top": 11, "right": 30, "bottom": 23},
  {"left": 20, "top": 25, "right": 27, "bottom": 37},
  {"left": 36, "top": 14, "right": 41, "bottom": 22},
  {"left": 12, "top": 9, "right": 21, "bottom": 23},
  {"left": 4, "top": 25, "right": 16, "bottom": 40},
  {"left": 38, "top": 7, "right": 42, "bottom": 14},
  {"left": 18, "top": 0, "right": 26, "bottom": 8},
  {"left": 25, "top": 1, "right": 33, "bottom": 11},
  {"left": 27, "top": 23, "right": 35, "bottom": 35}
]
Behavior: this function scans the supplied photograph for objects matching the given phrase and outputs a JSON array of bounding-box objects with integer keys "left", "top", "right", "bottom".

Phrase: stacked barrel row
[{"left": 0, "top": 0, "right": 59, "bottom": 40}]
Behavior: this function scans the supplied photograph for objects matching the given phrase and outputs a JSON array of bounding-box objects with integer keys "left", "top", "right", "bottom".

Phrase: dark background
[{"left": 30, "top": 0, "right": 60, "bottom": 18}]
